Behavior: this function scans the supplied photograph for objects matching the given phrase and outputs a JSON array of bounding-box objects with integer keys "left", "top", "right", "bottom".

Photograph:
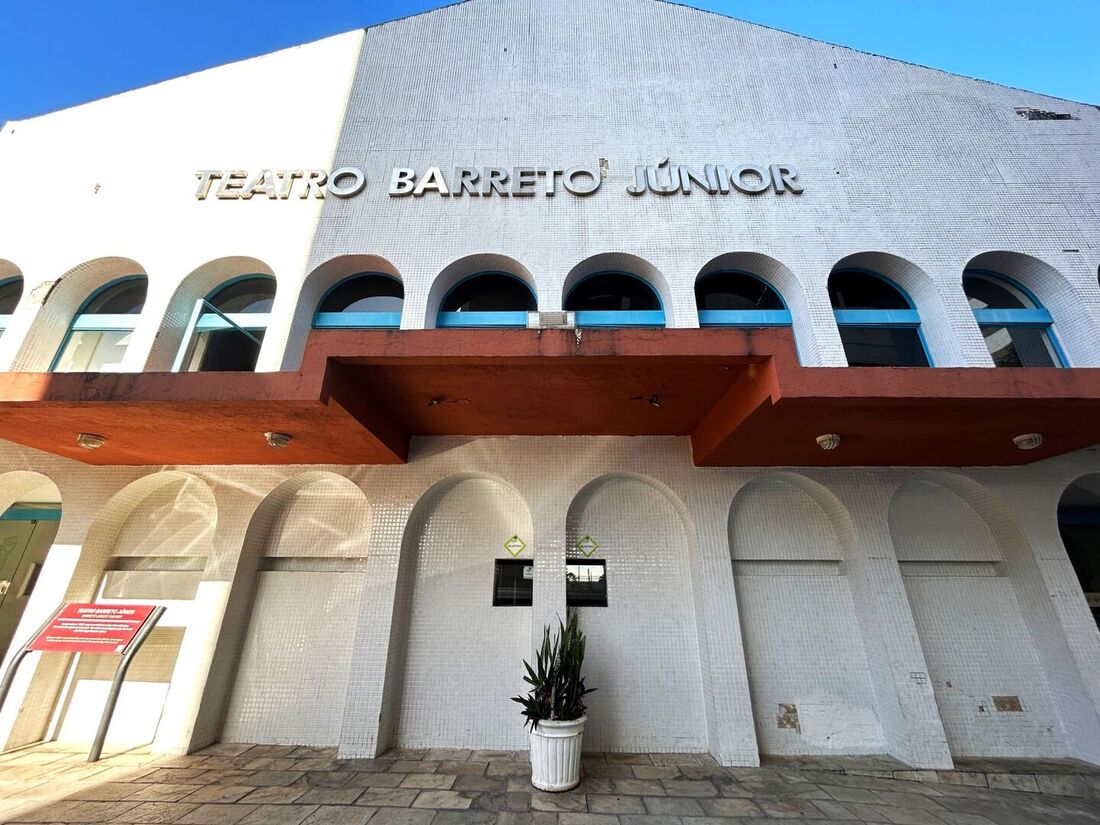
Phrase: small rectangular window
[
  {"left": 567, "top": 560, "right": 607, "bottom": 607},
  {"left": 493, "top": 559, "right": 533, "bottom": 606}
]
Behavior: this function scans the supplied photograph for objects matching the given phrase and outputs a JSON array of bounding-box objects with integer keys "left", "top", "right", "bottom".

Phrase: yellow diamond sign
[
  {"left": 505, "top": 535, "right": 527, "bottom": 556},
  {"left": 576, "top": 534, "right": 599, "bottom": 557}
]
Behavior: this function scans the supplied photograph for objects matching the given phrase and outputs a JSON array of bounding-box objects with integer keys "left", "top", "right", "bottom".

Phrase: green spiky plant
[{"left": 512, "top": 609, "right": 596, "bottom": 730}]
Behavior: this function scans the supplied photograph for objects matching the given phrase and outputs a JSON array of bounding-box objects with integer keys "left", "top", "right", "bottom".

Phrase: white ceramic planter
[{"left": 529, "top": 716, "right": 586, "bottom": 791}]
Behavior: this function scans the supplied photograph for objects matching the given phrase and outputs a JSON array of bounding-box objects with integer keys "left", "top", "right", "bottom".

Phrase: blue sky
[{"left": 0, "top": 0, "right": 1096, "bottom": 125}]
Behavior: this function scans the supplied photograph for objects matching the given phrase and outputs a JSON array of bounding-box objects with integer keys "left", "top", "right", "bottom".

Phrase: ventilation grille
[
  {"left": 1015, "top": 107, "right": 1076, "bottom": 121},
  {"left": 528, "top": 311, "right": 573, "bottom": 329}
]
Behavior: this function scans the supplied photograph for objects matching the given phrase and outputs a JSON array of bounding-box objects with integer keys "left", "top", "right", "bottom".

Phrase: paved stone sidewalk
[{"left": 1, "top": 744, "right": 1098, "bottom": 825}]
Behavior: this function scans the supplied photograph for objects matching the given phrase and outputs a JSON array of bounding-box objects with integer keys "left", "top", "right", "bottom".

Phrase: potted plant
[{"left": 512, "top": 609, "right": 596, "bottom": 791}]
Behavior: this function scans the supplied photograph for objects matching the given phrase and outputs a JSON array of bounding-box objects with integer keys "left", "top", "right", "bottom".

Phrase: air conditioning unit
[{"left": 527, "top": 311, "right": 573, "bottom": 329}]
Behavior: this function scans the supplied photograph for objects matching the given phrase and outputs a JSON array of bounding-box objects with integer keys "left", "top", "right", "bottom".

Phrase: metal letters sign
[
  {"left": 29, "top": 603, "right": 157, "bottom": 655},
  {"left": 195, "top": 168, "right": 366, "bottom": 200},
  {"left": 195, "top": 159, "right": 802, "bottom": 201}
]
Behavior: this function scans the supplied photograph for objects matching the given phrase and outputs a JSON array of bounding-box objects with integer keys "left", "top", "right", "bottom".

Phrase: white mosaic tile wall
[
  {"left": 902, "top": 573, "right": 1063, "bottom": 758},
  {"left": 566, "top": 476, "right": 708, "bottom": 752},
  {"left": 891, "top": 480, "right": 1065, "bottom": 758},
  {"left": 111, "top": 476, "right": 214, "bottom": 559},
  {"left": 0, "top": 437, "right": 1098, "bottom": 767},
  {"left": 392, "top": 477, "right": 532, "bottom": 750},
  {"left": 0, "top": 1, "right": 1096, "bottom": 377},
  {"left": 222, "top": 571, "right": 365, "bottom": 745},
  {"left": 730, "top": 478, "right": 883, "bottom": 754},
  {"left": 221, "top": 477, "right": 372, "bottom": 745}
]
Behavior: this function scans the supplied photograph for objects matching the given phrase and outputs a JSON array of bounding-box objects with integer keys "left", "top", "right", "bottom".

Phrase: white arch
[
  {"left": 965, "top": 251, "right": 1100, "bottom": 366},
  {"left": 383, "top": 472, "right": 534, "bottom": 750},
  {"left": 561, "top": 253, "right": 672, "bottom": 322},
  {"left": 144, "top": 256, "right": 276, "bottom": 371},
  {"left": 422, "top": 254, "right": 536, "bottom": 329},
  {"left": 565, "top": 471, "right": 707, "bottom": 752},
  {"left": 10, "top": 256, "right": 147, "bottom": 372},
  {"left": 281, "top": 255, "right": 402, "bottom": 370},
  {"left": 697, "top": 252, "right": 818, "bottom": 364},
  {"left": 219, "top": 471, "right": 371, "bottom": 745},
  {"left": 728, "top": 472, "right": 853, "bottom": 561},
  {"left": 830, "top": 251, "right": 966, "bottom": 367},
  {"left": 3, "top": 471, "right": 217, "bottom": 751},
  {"left": 886, "top": 471, "right": 1081, "bottom": 759}
]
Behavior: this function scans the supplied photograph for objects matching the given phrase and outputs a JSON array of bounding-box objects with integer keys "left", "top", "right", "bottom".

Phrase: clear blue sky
[{"left": 0, "top": 0, "right": 1096, "bottom": 126}]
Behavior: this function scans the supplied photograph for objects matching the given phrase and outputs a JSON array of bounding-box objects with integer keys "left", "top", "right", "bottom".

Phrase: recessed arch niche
[{"left": 728, "top": 474, "right": 883, "bottom": 755}]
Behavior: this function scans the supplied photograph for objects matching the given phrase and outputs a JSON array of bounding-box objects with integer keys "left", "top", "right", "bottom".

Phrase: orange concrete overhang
[{"left": 0, "top": 327, "right": 1097, "bottom": 466}]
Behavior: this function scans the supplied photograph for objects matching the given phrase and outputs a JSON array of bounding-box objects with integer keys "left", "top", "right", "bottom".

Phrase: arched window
[
  {"left": 437, "top": 272, "right": 535, "bottom": 327},
  {"left": 696, "top": 271, "right": 789, "bottom": 326},
  {"left": 0, "top": 277, "right": 23, "bottom": 336},
  {"left": 829, "top": 270, "right": 929, "bottom": 366},
  {"left": 963, "top": 270, "right": 1063, "bottom": 367},
  {"left": 564, "top": 272, "right": 664, "bottom": 327},
  {"left": 51, "top": 277, "right": 147, "bottom": 372},
  {"left": 313, "top": 273, "right": 403, "bottom": 328},
  {"left": 175, "top": 276, "right": 275, "bottom": 372}
]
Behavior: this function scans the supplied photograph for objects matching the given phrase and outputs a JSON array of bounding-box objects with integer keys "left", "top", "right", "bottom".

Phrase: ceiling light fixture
[
  {"left": 1012, "top": 433, "right": 1043, "bottom": 450},
  {"left": 816, "top": 433, "right": 841, "bottom": 451},
  {"left": 76, "top": 433, "right": 106, "bottom": 450},
  {"left": 264, "top": 432, "right": 292, "bottom": 448}
]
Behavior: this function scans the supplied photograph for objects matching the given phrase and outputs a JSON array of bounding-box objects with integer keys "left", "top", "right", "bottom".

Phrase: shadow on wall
[
  {"left": 219, "top": 472, "right": 371, "bottom": 747},
  {"left": 888, "top": 473, "right": 1067, "bottom": 760},
  {"left": 4, "top": 471, "right": 217, "bottom": 753}
]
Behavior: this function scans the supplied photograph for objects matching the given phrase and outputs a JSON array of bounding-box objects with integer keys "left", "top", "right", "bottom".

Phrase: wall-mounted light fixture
[
  {"left": 816, "top": 433, "right": 841, "bottom": 451},
  {"left": 76, "top": 432, "right": 106, "bottom": 450},
  {"left": 264, "top": 432, "right": 292, "bottom": 448}
]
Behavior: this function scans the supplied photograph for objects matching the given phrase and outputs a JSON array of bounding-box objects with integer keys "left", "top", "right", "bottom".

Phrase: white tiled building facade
[{"left": 0, "top": 0, "right": 1099, "bottom": 769}]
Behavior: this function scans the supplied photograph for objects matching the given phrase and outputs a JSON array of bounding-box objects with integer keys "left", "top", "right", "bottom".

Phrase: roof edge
[
  {"left": 4, "top": 0, "right": 1095, "bottom": 125},
  {"left": 657, "top": 0, "right": 1097, "bottom": 108}
]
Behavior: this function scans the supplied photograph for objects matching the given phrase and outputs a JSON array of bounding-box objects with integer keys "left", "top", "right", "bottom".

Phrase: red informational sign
[{"left": 28, "top": 603, "right": 157, "bottom": 655}]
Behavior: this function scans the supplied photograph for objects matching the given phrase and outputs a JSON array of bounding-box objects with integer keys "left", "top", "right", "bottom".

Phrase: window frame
[
  {"left": 830, "top": 268, "right": 932, "bottom": 367},
  {"left": 312, "top": 272, "right": 403, "bottom": 329},
  {"left": 50, "top": 275, "right": 147, "bottom": 373},
  {"left": 565, "top": 271, "right": 666, "bottom": 327},
  {"left": 492, "top": 558, "right": 534, "bottom": 607},
  {"left": 566, "top": 558, "right": 608, "bottom": 607},
  {"left": 437, "top": 271, "right": 536, "bottom": 328},
  {"left": 696, "top": 269, "right": 792, "bottom": 326},
  {"left": 964, "top": 268, "right": 1067, "bottom": 367},
  {"left": 172, "top": 274, "right": 275, "bottom": 372}
]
